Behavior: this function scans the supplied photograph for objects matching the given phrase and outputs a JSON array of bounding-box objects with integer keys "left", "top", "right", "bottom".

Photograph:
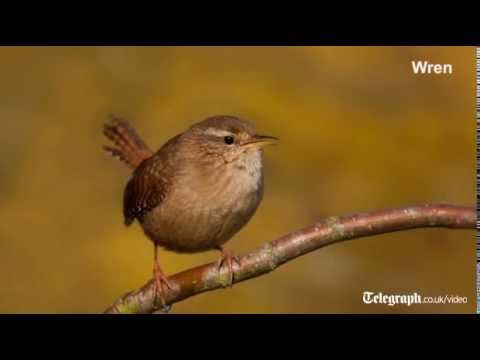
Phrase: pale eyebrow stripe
[{"left": 203, "top": 128, "right": 234, "bottom": 137}]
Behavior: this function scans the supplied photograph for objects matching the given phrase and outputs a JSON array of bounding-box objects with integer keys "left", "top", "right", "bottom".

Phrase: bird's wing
[{"left": 123, "top": 156, "right": 170, "bottom": 226}]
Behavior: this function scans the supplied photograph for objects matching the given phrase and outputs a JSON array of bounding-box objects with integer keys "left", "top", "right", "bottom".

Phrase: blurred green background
[{"left": 0, "top": 46, "right": 475, "bottom": 313}]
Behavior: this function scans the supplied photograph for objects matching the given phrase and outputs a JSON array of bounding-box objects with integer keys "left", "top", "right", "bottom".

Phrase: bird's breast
[{"left": 141, "top": 150, "right": 264, "bottom": 253}]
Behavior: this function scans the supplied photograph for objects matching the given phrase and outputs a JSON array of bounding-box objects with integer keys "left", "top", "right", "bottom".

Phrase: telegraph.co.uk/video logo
[{"left": 362, "top": 291, "right": 467, "bottom": 307}]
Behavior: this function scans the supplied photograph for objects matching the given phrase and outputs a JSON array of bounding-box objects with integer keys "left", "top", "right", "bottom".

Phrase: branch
[{"left": 104, "top": 203, "right": 475, "bottom": 314}]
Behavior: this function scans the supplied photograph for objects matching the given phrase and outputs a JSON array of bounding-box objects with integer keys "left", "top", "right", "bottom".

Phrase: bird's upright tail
[{"left": 103, "top": 114, "right": 154, "bottom": 170}]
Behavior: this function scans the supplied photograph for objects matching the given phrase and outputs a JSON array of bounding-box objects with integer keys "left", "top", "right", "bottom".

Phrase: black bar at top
[{"left": 0, "top": 31, "right": 479, "bottom": 46}]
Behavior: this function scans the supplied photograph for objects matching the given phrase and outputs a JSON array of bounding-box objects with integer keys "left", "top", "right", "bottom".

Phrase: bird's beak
[{"left": 243, "top": 134, "right": 279, "bottom": 148}]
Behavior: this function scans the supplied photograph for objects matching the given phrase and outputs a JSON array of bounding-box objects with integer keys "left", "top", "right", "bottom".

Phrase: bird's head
[{"left": 186, "top": 115, "right": 278, "bottom": 164}]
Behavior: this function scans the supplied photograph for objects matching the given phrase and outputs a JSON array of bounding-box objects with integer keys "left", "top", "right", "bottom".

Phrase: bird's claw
[
  {"left": 152, "top": 266, "right": 173, "bottom": 312},
  {"left": 216, "top": 249, "right": 241, "bottom": 288}
]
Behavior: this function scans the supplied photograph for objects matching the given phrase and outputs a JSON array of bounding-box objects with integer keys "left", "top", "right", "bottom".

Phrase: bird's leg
[
  {"left": 215, "top": 245, "right": 241, "bottom": 288},
  {"left": 152, "top": 243, "right": 173, "bottom": 311}
]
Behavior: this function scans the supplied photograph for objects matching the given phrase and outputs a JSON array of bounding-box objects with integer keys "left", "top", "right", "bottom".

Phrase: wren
[{"left": 103, "top": 114, "right": 278, "bottom": 308}]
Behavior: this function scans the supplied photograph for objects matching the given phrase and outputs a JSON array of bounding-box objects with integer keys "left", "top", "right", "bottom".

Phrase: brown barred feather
[
  {"left": 123, "top": 159, "right": 169, "bottom": 226},
  {"left": 121, "top": 134, "right": 181, "bottom": 226},
  {"left": 103, "top": 114, "right": 154, "bottom": 170}
]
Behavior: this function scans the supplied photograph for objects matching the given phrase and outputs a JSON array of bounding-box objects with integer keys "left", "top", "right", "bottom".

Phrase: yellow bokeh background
[{"left": 0, "top": 46, "right": 475, "bottom": 313}]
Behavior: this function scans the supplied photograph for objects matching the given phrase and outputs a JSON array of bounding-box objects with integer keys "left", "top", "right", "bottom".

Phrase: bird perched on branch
[{"left": 103, "top": 114, "right": 278, "bottom": 309}]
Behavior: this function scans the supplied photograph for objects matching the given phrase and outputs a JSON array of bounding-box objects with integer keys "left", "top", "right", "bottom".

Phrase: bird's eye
[{"left": 224, "top": 136, "right": 235, "bottom": 145}]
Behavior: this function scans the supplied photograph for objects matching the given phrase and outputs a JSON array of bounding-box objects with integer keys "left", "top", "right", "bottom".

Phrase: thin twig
[{"left": 104, "top": 203, "right": 475, "bottom": 314}]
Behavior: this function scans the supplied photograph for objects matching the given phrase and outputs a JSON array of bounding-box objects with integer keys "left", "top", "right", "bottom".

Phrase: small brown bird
[{"left": 103, "top": 114, "right": 277, "bottom": 307}]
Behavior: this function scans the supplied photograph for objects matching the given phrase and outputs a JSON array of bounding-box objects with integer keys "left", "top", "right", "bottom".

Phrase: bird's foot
[
  {"left": 152, "top": 265, "right": 173, "bottom": 312},
  {"left": 216, "top": 248, "right": 241, "bottom": 288}
]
